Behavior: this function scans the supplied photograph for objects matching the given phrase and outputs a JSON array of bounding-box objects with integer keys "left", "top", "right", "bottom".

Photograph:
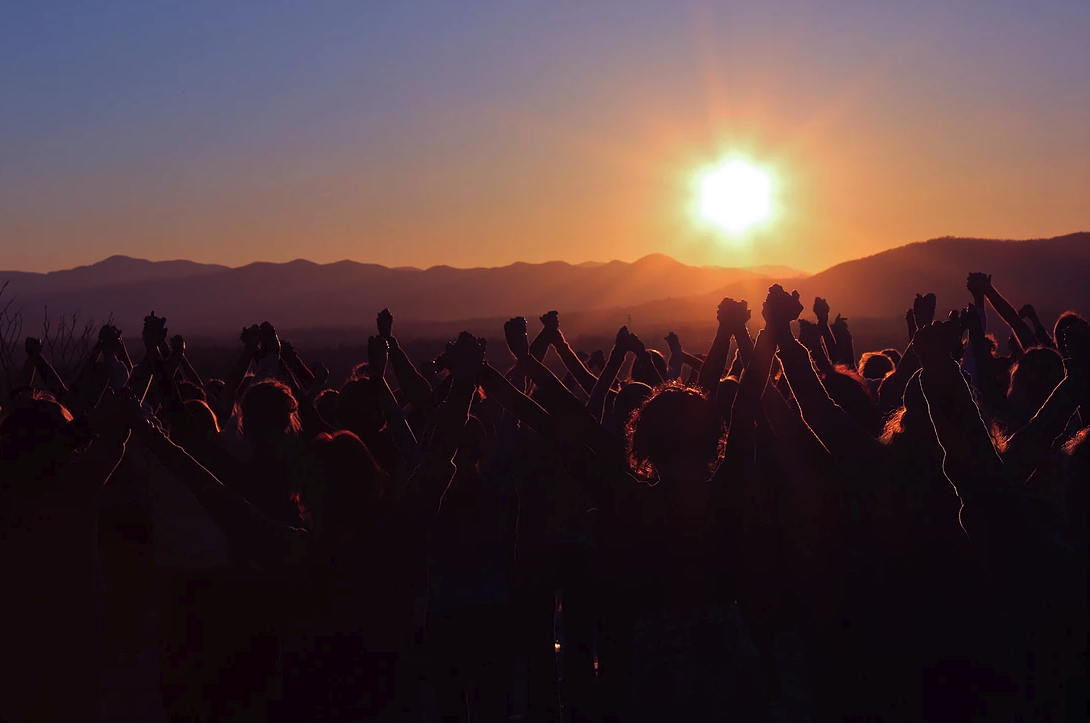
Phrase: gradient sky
[{"left": 2, "top": 1, "right": 1088, "bottom": 274}]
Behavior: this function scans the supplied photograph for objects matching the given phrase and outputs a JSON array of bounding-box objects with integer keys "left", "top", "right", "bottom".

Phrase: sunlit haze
[{"left": 1, "top": 1, "right": 1087, "bottom": 273}]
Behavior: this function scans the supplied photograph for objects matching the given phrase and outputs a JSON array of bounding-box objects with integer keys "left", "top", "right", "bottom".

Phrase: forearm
[
  {"left": 832, "top": 330, "right": 855, "bottom": 367},
  {"left": 529, "top": 328, "right": 551, "bottom": 363},
  {"left": 142, "top": 431, "right": 308, "bottom": 564},
  {"left": 522, "top": 355, "right": 611, "bottom": 450},
  {"left": 1001, "top": 378, "right": 1079, "bottom": 485},
  {"left": 588, "top": 349, "right": 625, "bottom": 423},
  {"left": 779, "top": 336, "right": 877, "bottom": 459},
  {"left": 480, "top": 363, "right": 554, "bottom": 438},
  {"left": 388, "top": 340, "right": 433, "bottom": 408},
  {"left": 818, "top": 322, "right": 839, "bottom": 362},
  {"left": 667, "top": 346, "right": 684, "bottom": 380},
  {"left": 374, "top": 376, "right": 422, "bottom": 493},
  {"left": 984, "top": 287, "right": 1036, "bottom": 350},
  {"left": 553, "top": 336, "right": 599, "bottom": 394},
  {"left": 1028, "top": 317, "right": 1055, "bottom": 348},
  {"left": 919, "top": 359, "right": 1004, "bottom": 505},
  {"left": 698, "top": 328, "right": 734, "bottom": 391}
]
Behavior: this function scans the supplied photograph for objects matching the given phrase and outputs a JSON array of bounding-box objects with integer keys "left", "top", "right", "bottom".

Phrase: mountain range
[{"left": 1, "top": 233, "right": 1086, "bottom": 342}]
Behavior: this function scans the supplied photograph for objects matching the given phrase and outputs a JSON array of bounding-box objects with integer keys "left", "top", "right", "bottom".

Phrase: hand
[
  {"left": 761, "top": 285, "right": 804, "bottom": 329},
  {"left": 913, "top": 293, "right": 937, "bottom": 327},
  {"left": 170, "top": 334, "right": 186, "bottom": 357},
  {"left": 589, "top": 349, "right": 606, "bottom": 369},
  {"left": 539, "top": 310, "right": 562, "bottom": 344},
  {"left": 367, "top": 336, "right": 389, "bottom": 377},
  {"left": 614, "top": 325, "right": 632, "bottom": 352},
  {"left": 831, "top": 314, "right": 850, "bottom": 335},
  {"left": 448, "top": 332, "right": 485, "bottom": 384},
  {"left": 24, "top": 337, "right": 42, "bottom": 357},
  {"left": 142, "top": 312, "right": 168, "bottom": 349},
  {"left": 240, "top": 325, "right": 261, "bottom": 349},
  {"left": 813, "top": 297, "right": 831, "bottom": 325},
  {"left": 664, "top": 331, "right": 681, "bottom": 351},
  {"left": 913, "top": 319, "right": 963, "bottom": 369},
  {"left": 259, "top": 322, "right": 281, "bottom": 358},
  {"left": 797, "top": 319, "right": 822, "bottom": 351},
  {"left": 905, "top": 309, "right": 917, "bottom": 328},
  {"left": 626, "top": 330, "right": 647, "bottom": 355},
  {"left": 504, "top": 317, "right": 530, "bottom": 360},
  {"left": 377, "top": 308, "right": 394, "bottom": 338},
  {"left": 966, "top": 272, "right": 992, "bottom": 298},
  {"left": 962, "top": 304, "right": 983, "bottom": 336},
  {"left": 717, "top": 297, "right": 752, "bottom": 332},
  {"left": 1017, "top": 303, "right": 1037, "bottom": 321}
]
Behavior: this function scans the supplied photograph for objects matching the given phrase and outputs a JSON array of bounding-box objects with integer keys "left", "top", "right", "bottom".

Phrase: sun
[{"left": 698, "top": 160, "right": 771, "bottom": 232}]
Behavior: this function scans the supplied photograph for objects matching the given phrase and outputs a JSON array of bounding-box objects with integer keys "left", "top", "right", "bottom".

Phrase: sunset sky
[{"left": 2, "top": 1, "right": 1087, "bottom": 274}]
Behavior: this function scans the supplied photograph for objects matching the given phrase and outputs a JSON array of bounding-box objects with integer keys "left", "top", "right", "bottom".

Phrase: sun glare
[{"left": 698, "top": 160, "right": 771, "bottom": 232}]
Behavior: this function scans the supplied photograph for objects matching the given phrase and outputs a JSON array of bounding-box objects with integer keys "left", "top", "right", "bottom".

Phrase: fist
[
  {"left": 664, "top": 331, "right": 681, "bottom": 350},
  {"left": 614, "top": 326, "right": 635, "bottom": 354},
  {"left": 24, "top": 337, "right": 42, "bottom": 356},
  {"left": 831, "top": 314, "right": 850, "bottom": 334},
  {"left": 761, "top": 285, "right": 803, "bottom": 328},
  {"left": 717, "top": 298, "right": 752, "bottom": 331},
  {"left": 966, "top": 272, "right": 992, "bottom": 298},
  {"left": 797, "top": 319, "right": 822, "bottom": 350},
  {"left": 142, "top": 312, "right": 168, "bottom": 347},
  {"left": 813, "top": 297, "right": 831, "bottom": 323},
  {"left": 540, "top": 310, "right": 560, "bottom": 331},
  {"left": 913, "top": 293, "right": 937, "bottom": 327},
  {"left": 448, "top": 332, "right": 485, "bottom": 383},
  {"left": 170, "top": 334, "right": 186, "bottom": 356},
  {"left": 913, "top": 320, "right": 963, "bottom": 369},
  {"left": 589, "top": 349, "right": 606, "bottom": 369},
  {"left": 377, "top": 308, "right": 394, "bottom": 338},
  {"left": 504, "top": 317, "right": 529, "bottom": 360},
  {"left": 241, "top": 325, "right": 261, "bottom": 347}
]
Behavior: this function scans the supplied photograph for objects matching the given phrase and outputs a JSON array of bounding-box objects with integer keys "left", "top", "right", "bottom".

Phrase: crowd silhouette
[{"left": 0, "top": 272, "right": 1086, "bottom": 722}]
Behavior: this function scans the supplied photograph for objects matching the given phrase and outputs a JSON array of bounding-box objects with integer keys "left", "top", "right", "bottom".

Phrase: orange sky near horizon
[{"left": 2, "top": 2, "right": 1088, "bottom": 275}]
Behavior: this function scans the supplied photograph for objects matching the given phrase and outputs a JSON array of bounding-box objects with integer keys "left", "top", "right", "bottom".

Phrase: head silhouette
[
  {"left": 859, "top": 352, "right": 895, "bottom": 380},
  {"left": 0, "top": 394, "right": 79, "bottom": 487},
  {"left": 295, "top": 431, "right": 386, "bottom": 541},
  {"left": 239, "top": 380, "right": 300, "bottom": 451},
  {"left": 627, "top": 383, "right": 724, "bottom": 483},
  {"left": 1007, "top": 347, "right": 1064, "bottom": 425},
  {"left": 824, "top": 366, "right": 881, "bottom": 437}
]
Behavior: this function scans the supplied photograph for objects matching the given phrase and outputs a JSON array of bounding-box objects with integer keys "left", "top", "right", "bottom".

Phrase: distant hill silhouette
[
  {"left": 0, "top": 253, "right": 801, "bottom": 336},
  {"left": 1, "top": 234, "right": 1085, "bottom": 344}
]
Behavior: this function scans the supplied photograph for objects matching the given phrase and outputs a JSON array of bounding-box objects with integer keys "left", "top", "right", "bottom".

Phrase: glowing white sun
[{"left": 699, "top": 160, "right": 771, "bottom": 232}]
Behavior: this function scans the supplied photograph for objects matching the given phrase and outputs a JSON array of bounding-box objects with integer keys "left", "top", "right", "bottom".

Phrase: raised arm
[
  {"left": 813, "top": 296, "right": 839, "bottom": 363},
  {"left": 368, "top": 335, "right": 422, "bottom": 495},
  {"left": 1001, "top": 368, "right": 1083, "bottom": 485},
  {"left": 279, "top": 340, "right": 313, "bottom": 389},
  {"left": 968, "top": 272, "right": 1037, "bottom": 351},
  {"left": 138, "top": 420, "right": 311, "bottom": 569},
  {"left": 376, "top": 308, "right": 434, "bottom": 410},
  {"left": 408, "top": 332, "right": 482, "bottom": 518},
  {"left": 778, "top": 317, "right": 881, "bottom": 462},
  {"left": 830, "top": 314, "right": 856, "bottom": 367},
  {"left": 546, "top": 316, "right": 599, "bottom": 395},
  {"left": 796, "top": 320, "right": 833, "bottom": 375},
  {"left": 665, "top": 332, "right": 685, "bottom": 380},
  {"left": 587, "top": 326, "right": 630, "bottom": 423},
  {"left": 216, "top": 326, "right": 260, "bottom": 422},
  {"left": 699, "top": 298, "right": 746, "bottom": 392},
  {"left": 1018, "top": 304, "right": 1055, "bottom": 349}
]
